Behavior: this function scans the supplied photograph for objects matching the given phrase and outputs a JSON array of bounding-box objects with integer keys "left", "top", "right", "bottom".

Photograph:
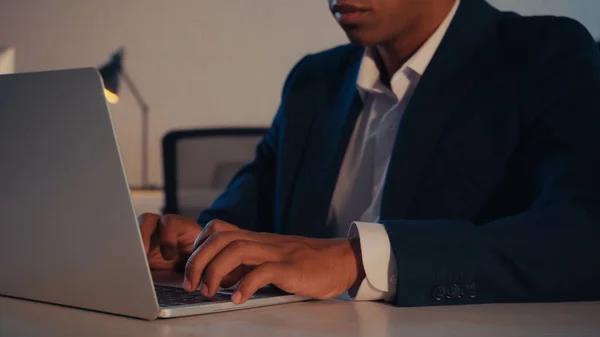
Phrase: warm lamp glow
[{"left": 104, "top": 88, "right": 119, "bottom": 104}]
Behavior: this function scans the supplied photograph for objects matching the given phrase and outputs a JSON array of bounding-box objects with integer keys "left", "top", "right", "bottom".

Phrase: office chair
[{"left": 162, "top": 128, "right": 268, "bottom": 219}]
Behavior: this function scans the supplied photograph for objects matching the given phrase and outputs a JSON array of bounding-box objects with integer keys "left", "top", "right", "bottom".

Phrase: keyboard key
[{"left": 155, "top": 285, "right": 229, "bottom": 307}]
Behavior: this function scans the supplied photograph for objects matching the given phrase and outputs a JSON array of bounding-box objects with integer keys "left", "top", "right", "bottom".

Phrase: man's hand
[
  {"left": 184, "top": 219, "right": 365, "bottom": 304},
  {"left": 138, "top": 213, "right": 203, "bottom": 271}
]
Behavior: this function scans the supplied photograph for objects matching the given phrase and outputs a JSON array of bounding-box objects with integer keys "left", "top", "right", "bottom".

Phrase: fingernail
[
  {"left": 200, "top": 282, "right": 209, "bottom": 297},
  {"left": 183, "top": 278, "right": 191, "bottom": 291},
  {"left": 231, "top": 290, "right": 242, "bottom": 304}
]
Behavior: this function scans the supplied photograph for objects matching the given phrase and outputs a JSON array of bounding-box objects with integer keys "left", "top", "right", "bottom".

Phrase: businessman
[{"left": 139, "top": 0, "right": 600, "bottom": 306}]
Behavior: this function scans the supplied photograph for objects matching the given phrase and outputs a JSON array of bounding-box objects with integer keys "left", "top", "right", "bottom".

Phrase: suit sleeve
[
  {"left": 384, "top": 20, "right": 600, "bottom": 306},
  {"left": 197, "top": 56, "right": 309, "bottom": 232}
]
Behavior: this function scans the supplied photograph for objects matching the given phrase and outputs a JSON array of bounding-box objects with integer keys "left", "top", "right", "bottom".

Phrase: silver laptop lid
[{"left": 0, "top": 68, "right": 158, "bottom": 319}]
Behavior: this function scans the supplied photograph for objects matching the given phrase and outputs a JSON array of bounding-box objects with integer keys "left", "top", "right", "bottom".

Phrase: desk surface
[
  {"left": 1, "top": 297, "right": 598, "bottom": 337},
  {"left": 130, "top": 189, "right": 164, "bottom": 215}
]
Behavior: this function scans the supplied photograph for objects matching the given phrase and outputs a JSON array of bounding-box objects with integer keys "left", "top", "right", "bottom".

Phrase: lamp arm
[
  {"left": 120, "top": 68, "right": 151, "bottom": 189},
  {"left": 120, "top": 68, "right": 149, "bottom": 114}
]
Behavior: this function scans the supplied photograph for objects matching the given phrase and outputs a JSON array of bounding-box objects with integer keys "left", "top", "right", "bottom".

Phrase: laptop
[{"left": 0, "top": 68, "right": 307, "bottom": 320}]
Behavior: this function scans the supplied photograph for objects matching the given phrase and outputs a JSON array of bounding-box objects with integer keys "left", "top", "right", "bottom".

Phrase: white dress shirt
[{"left": 327, "top": 0, "right": 460, "bottom": 301}]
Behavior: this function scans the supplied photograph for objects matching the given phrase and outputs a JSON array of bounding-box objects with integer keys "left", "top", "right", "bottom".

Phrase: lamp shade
[{"left": 99, "top": 48, "right": 124, "bottom": 103}]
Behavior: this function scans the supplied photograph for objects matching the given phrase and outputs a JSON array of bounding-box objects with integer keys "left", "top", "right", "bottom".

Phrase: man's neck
[{"left": 375, "top": 0, "right": 456, "bottom": 86}]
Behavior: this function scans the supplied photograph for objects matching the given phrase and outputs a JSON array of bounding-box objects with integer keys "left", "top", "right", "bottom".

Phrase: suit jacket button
[
  {"left": 464, "top": 282, "right": 477, "bottom": 298},
  {"left": 432, "top": 285, "right": 446, "bottom": 301},
  {"left": 447, "top": 284, "right": 462, "bottom": 299}
]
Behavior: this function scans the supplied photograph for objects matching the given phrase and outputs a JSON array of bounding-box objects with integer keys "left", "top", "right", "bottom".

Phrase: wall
[{"left": 0, "top": 0, "right": 598, "bottom": 187}]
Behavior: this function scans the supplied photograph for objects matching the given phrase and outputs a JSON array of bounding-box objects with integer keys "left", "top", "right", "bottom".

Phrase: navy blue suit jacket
[{"left": 200, "top": 0, "right": 600, "bottom": 306}]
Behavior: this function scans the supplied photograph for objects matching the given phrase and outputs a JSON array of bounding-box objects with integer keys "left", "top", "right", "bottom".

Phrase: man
[{"left": 140, "top": 0, "right": 600, "bottom": 306}]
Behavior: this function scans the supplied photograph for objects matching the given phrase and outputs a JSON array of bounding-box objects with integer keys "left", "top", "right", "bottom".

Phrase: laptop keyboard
[{"left": 155, "top": 285, "right": 230, "bottom": 307}]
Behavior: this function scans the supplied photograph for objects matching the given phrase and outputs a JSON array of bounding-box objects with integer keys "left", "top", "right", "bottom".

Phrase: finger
[
  {"left": 138, "top": 213, "right": 161, "bottom": 255},
  {"left": 184, "top": 231, "right": 251, "bottom": 291},
  {"left": 147, "top": 248, "right": 178, "bottom": 270},
  {"left": 233, "top": 262, "right": 289, "bottom": 304},
  {"left": 192, "top": 219, "right": 240, "bottom": 252},
  {"left": 220, "top": 266, "right": 253, "bottom": 289},
  {"left": 157, "top": 215, "right": 182, "bottom": 261},
  {"left": 203, "top": 241, "right": 279, "bottom": 297}
]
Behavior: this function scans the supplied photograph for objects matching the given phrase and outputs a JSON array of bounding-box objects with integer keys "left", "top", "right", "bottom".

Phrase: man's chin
[{"left": 342, "top": 28, "right": 381, "bottom": 47}]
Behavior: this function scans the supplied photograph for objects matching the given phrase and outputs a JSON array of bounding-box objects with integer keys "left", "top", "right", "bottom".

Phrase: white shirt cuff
[{"left": 347, "top": 222, "right": 397, "bottom": 301}]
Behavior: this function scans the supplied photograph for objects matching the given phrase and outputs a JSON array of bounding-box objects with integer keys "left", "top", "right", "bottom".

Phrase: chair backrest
[{"left": 162, "top": 128, "right": 268, "bottom": 219}]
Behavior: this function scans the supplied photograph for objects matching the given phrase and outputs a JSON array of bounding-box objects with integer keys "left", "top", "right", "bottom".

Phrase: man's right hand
[{"left": 138, "top": 213, "right": 203, "bottom": 271}]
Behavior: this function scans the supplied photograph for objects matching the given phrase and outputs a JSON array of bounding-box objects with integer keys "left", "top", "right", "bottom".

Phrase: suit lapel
[
  {"left": 283, "top": 49, "right": 364, "bottom": 237},
  {"left": 380, "top": 0, "right": 502, "bottom": 219}
]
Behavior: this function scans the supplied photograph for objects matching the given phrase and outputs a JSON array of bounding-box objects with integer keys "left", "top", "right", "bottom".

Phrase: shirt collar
[{"left": 356, "top": 0, "right": 460, "bottom": 98}]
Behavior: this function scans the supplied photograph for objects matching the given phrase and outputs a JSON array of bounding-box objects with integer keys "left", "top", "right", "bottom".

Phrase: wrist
[{"left": 346, "top": 237, "right": 366, "bottom": 290}]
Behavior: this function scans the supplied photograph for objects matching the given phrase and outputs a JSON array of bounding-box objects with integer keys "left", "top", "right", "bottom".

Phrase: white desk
[
  {"left": 130, "top": 189, "right": 165, "bottom": 215},
  {"left": 1, "top": 297, "right": 598, "bottom": 337},
  {"left": 130, "top": 188, "right": 225, "bottom": 219}
]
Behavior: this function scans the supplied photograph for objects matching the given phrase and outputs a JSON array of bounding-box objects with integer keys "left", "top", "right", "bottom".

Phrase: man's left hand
[{"left": 183, "top": 219, "right": 365, "bottom": 304}]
